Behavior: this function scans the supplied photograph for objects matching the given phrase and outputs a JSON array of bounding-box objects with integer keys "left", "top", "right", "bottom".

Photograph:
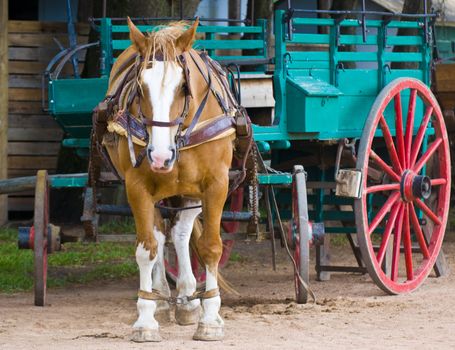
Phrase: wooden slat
[
  {"left": 8, "top": 114, "right": 59, "bottom": 128},
  {"left": 9, "top": 88, "right": 41, "bottom": 101},
  {"left": 435, "top": 63, "right": 455, "bottom": 93},
  {"left": 1, "top": 0, "right": 8, "bottom": 224},
  {"left": 8, "top": 196, "right": 34, "bottom": 211},
  {"left": 9, "top": 101, "right": 43, "bottom": 114},
  {"left": 9, "top": 33, "right": 74, "bottom": 47},
  {"left": 8, "top": 128, "right": 63, "bottom": 141},
  {"left": 9, "top": 60, "right": 84, "bottom": 75},
  {"left": 8, "top": 21, "right": 89, "bottom": 35},
  {"left": 8, "top": 47, "right": 85, "bottom": 62},
  {"left": 8, "top": 168, "right": 56, "bottom": 177},
  {"left": 8, "top": 142, "right": 61, "bottom": 155},
  {"left": 9, "top": 74, "right": 42, "bottom": 88},
  {"left": 8, "top": 156, "right": 58, "bottom": 169}
]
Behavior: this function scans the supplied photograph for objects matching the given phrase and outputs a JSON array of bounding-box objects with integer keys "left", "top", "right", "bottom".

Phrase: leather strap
[
  {"left": 138, "top": 288, "right": 220, "bottom": 304},
  {"left": 141, "top": 116, "right": 185, "bottom": 127},
  {"left": 184, "top": 115, "right": 235, "bottom": 149}
]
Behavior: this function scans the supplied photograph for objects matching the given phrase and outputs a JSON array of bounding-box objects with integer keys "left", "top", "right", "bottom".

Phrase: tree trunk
[
  {"left": 392, "top": 0, "right": 432, "bottom": 69},
  {"left": 331, "top": 0, "right": 359, "bottom": 68}
]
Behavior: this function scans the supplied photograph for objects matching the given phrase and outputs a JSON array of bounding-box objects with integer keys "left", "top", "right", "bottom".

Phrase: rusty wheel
[{"left": 34, "top": 170, "right": 50, "bottom": 306}]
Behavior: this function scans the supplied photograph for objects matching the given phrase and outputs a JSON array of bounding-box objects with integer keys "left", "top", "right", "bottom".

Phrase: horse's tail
[{"left": 190, "top": 217, "right": 239, "bottom": 296}]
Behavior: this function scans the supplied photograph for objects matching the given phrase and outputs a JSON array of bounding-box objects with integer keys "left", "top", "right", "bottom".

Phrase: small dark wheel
[{"left": 34, "top": 170, "right": 50, "bottom": 306}]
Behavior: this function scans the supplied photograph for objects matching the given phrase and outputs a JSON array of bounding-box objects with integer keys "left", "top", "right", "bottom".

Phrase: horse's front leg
[
  {"left": 127, "top": 182, "right": 162, "bottom": 342},
  {"left": 193, "top": 183, "right": 227, "bottom": 341},
  {"left": 172, "top": 200, "right": 202, "bottom": 325}
]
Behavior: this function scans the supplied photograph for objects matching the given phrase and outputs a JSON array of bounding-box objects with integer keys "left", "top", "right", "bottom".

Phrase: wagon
[{"left": 4, "top": 4, "right": 450, "bottom": 306}]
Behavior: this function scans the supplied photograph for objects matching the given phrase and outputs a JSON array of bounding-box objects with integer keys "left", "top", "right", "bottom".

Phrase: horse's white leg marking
[
  {"left": 142, "top": 62, "right": 183, "bottom": 168},
  {"left": 171, "top": 201, "right": 202, "bottom": 313},
  {"left": 200, "top": 269, "right": 223, "bottom": 325},
  {"left": 152, "top": 228, "right": 171, "bottom": 315},
  {"left": 133, "top": 242, "right": 159, "bottom": 331}
]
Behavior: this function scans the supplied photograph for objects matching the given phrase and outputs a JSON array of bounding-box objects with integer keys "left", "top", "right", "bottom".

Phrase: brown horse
[{"left": 102, "top": 18, "right": 238, "bottom": 341}]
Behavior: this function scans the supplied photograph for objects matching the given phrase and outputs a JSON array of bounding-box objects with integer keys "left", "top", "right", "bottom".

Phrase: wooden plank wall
[
  {"left": 7, "top": 21, "right": 89, "bottom": 213},
  {"left": 0, "top": 0, "right": 8, "bottom": 224}
]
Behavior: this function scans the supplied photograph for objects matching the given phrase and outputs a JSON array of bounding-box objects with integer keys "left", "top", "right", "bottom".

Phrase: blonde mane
[{"left": 141, "top": 21, "right": 189, "bottom": 70}]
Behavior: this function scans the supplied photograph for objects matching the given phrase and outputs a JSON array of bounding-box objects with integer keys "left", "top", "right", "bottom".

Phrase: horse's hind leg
[
  {"left": 193, "top": 187, "right": 226, "bottom": 341},
  {"left": 127, "top": 183, "right": 161, "bottom": 342},
  {"left": 172, "top": 200, "right": 202, "bottom": 325},
  {"left": 152, "top": 213, "right": 172, "bottom": 323}
]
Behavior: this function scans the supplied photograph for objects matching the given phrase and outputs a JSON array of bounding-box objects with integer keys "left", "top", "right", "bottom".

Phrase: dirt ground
[{"left": 1, "top": 237, "right": 455, "bottom": 350}]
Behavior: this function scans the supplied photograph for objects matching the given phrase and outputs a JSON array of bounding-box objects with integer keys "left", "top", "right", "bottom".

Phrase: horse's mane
[{"left": 141, "top": 21, "right": 188, "bottom": 70}]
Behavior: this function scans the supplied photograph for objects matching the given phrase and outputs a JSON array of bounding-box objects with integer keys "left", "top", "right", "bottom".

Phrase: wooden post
[{"left": 0, "top": 0, "right": 8, "bottom": 225}]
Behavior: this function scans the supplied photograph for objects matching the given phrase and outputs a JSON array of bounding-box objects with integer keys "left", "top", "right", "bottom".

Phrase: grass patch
[
  {"left": 98, "top": 218, "right": 136, "bottom": 234},
  {"left": 0, "top": 227, "right": 137, "bottom": 293}
]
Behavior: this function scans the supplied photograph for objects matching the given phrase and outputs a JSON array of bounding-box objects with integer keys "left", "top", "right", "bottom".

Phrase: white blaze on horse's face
[{"left": 141, "top": 61, "right": 183, "bottom": 173}]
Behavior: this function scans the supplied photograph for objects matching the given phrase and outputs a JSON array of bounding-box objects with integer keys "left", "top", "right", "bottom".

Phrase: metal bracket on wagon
[{"left": 335, "top": 169, "right": 363, "bottom": 198}]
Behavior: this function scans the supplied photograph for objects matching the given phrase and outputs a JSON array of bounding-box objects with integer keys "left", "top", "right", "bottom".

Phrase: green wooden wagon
[{"left": 6, "top": 4, "right": 450, "bottom": 305}]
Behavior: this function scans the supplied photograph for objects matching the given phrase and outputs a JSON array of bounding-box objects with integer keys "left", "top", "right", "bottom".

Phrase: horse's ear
[
  {"left": 128, "top": 17, "right": 147, "bottom": 55},
  {"left": 176, "top": 18, "right": 199, "bottom": 52}
]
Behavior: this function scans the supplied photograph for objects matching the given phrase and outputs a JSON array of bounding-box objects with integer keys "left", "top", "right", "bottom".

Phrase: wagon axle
[
  {"left": 18, "top": 224, "right": 62, "bottom": 254},
  {"left": 400, "top": 170, "right": 432, "bottom": 202}
]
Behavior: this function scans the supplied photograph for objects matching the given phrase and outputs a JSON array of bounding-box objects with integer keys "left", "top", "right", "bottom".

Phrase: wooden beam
[{"left": 0, "top": 0, "right": 8, "bottom": 224}]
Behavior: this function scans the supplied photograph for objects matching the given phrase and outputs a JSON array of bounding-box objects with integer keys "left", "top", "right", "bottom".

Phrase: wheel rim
[
  {"left": 292, "top": 179, "right": 301, "bottom": 297},
  {"left": 34, "top": 170, "right": 49, "bottom": 306},
  {"left": 355, "top": 78, "right": 451, "bottom": 294}
]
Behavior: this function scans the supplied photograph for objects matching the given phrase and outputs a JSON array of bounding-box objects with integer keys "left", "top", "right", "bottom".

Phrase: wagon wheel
[
  {"left": 34, "top": 170, "right": 50, "bottom": 306},
  {"left": 164, "top": 188, "right": 244, "bottom": 286},
  {"left": 355, "top": 78, "right": 451, "bottom": 294},
  {"left": 291, "top": 166, "right": 311, "bottom": 304}
]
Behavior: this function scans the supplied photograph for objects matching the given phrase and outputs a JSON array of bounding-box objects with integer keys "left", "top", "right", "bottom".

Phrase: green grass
[
  {"left": 98, "top": 218, "right": 136, "bottom": 234},
  {"left": 0, "top": 228, "right": 137, "bottom": 293}
]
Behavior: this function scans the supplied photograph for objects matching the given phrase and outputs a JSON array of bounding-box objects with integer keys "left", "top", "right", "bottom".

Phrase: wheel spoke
[
  {"left": 402, "top": 204, "right": 414, "bottom": 281},
  {"left": 377, "top": 202, "right": 402, "bottom": 266},
  {"left": 409, "top": 202, "right": 431, "bottom": 259},
  {"left": 366, "top": 183, "right": 400, "bottom": 194},
  {"left": 370, "top": 150, "right": 401, "bottom": 182},
  {"left": 379, "top": 115, "right": 403, "bottom": 173},
  {"left": 404, "top": 89, "right": 417, "bottom": 168},
  {"left": 410, "top": 106, "right": 433, "bottom": 167},
  {"left": 368, "top": 191, "right": 401, "bottom": 235},
  {"left": 394, "top": 93, "right": 406, "bottom": 168},
  {"left": 431, "top": 178, "right": 447, "bottom": 186},
  {"left": 413, "top": 138, "right": 442, "bottom": 174},
  {"left": 391, "top": 204, "right": 405, "bottom": 282},
  {"left": 414, "top": 198, "right": 442, "bottom": 226}
]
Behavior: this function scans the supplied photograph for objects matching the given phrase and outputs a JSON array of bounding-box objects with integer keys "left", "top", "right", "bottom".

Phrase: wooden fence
[{"left": 7, "top": 21, "right": 88, "bottom": 212}]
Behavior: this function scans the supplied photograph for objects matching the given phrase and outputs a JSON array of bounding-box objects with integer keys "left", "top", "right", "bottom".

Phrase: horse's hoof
[
  {"left": 192, "top": 322, "right": 224, "bottom": 341},
  {"left": 155, "top": 302, "right": 172, "bottom": 324},
  {"left": 131, "top": 328, "right": 162, "bottom": 342},
  {"left": 175, "top": 305, "right": 201, "bottom": 325}
]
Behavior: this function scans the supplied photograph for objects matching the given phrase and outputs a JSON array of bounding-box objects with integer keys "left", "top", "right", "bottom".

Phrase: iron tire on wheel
[
  {"left": 292, "top": 166, "right": 311, "bottom": 304},
  {"left": 355, "top": 78, "right": 451, "bottom": 294},
  {"left": 34, "top": 170, "right": 50, "bottom": 306}
]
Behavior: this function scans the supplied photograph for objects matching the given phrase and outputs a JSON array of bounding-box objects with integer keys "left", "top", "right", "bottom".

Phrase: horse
[{"left": 98, "top": 17, "right": 244, "bottom": 342}]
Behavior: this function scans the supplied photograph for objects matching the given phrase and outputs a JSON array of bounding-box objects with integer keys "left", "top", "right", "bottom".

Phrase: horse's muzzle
[{"left": 147, "top": 145, "right": 176, "bottom": 173}]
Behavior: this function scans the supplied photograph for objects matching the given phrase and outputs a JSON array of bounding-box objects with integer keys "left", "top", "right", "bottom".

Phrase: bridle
[{"left": 124, "top": 50, "right": 227, "bottom": 168}]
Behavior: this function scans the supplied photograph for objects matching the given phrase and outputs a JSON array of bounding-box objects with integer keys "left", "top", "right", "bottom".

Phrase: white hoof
[
  {"left": 175, "top": 305, "right": 201, "bottom": 326},
  {"left": 131, "top": 328, "right": 162, "bottom": 342},
  {"left": 193, "top": 322, "right": 224, "bottom": 341}
]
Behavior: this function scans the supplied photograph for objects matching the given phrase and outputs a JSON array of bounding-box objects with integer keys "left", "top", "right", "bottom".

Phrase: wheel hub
[{"left": 400, "top": 170, "right": 432, "bottom": 202}]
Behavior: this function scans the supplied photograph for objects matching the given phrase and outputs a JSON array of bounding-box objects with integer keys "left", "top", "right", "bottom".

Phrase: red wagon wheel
[
  {"left": 34, "top": 170, "right": 50, "bottom": 306},
  {"left": 165, "top": 188, "right": 244, "bottom": 286},
  {"left": 355, "top": 78, "right": 451, "bottom": 294}
]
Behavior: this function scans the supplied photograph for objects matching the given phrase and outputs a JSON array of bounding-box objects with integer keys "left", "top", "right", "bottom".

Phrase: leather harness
[{"left": 91, "top": 49, "right": 253, "bottom": 193}]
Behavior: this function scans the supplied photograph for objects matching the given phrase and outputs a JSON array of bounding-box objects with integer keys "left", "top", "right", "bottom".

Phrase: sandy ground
[{"left": 1, "top": 237, "right": 455, "bottom": 350}]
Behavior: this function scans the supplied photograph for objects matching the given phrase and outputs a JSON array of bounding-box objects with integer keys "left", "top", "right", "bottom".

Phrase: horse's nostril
[{"left": 164, "top": 158, "right": 171, "bottom": 167}]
